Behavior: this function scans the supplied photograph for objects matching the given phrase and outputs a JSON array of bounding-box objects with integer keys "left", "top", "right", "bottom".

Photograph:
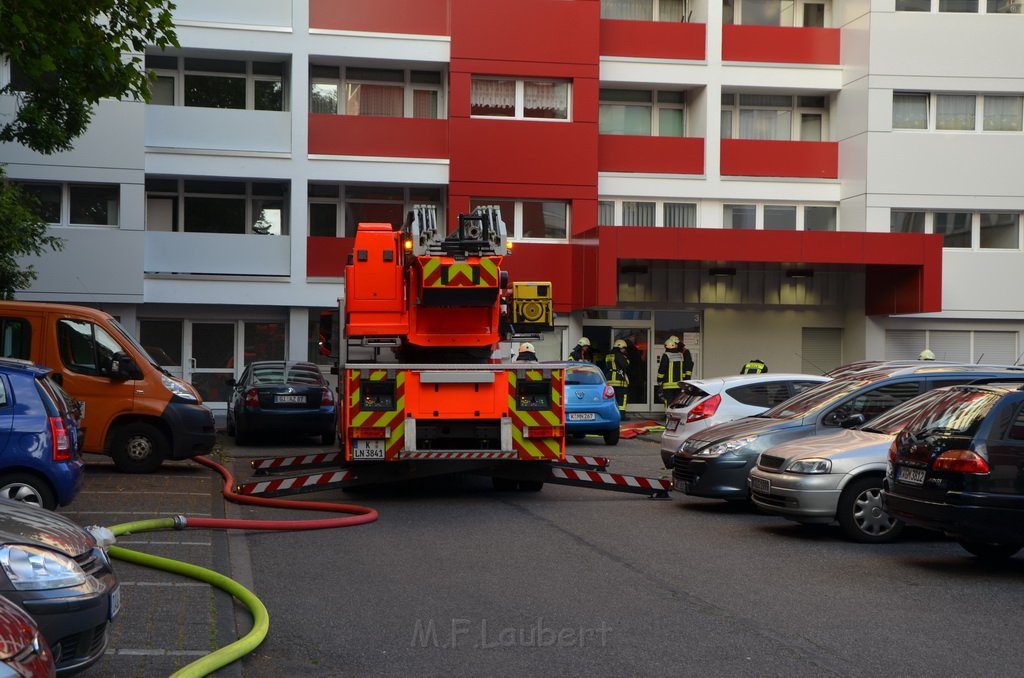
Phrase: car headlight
[
  {"left": 162, "top": 374, "right": 198, "bottom": 402},
  {"left": 0, "top": 545, "right": 87, "bottom": 591},
  {"left": 696, "top": 435, "right": 758, "bottom": 458},
  {"left": 787, "top": 458, "right": 832, "bottom": 474}
]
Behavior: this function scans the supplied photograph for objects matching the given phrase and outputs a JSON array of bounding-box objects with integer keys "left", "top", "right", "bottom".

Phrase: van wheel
[
  {"left": 0, "top": 473, "right": 56, "bottom": 510},
  {"left": 111, "top": 423, "right": 167, "bottom": 474},
  {"left": 837, "top": 476, "right": 904, "bottom": 543}
]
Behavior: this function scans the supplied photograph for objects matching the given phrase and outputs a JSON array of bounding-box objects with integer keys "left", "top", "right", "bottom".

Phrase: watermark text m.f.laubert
[{"left": 411, "top": 618, "right": 612, "bottom": 649}]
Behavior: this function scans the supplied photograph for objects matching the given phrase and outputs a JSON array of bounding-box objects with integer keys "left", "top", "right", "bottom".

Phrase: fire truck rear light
[
  {"left": 350, "top": 427, "right": 388, "bottom": 439},
  {"left": 526, "top": 426, "right": 563, "bottom": 438}
]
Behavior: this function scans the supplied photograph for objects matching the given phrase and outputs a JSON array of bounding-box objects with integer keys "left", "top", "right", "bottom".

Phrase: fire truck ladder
[{"left": 234, "top": 453, "right": 672, "bottom": 500}]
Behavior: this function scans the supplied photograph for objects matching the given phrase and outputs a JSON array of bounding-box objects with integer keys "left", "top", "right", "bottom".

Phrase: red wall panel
[
  {"left": 598, "top": 135, "right": 704, "bottom": 175},
  {"left": 721, "top": 139, "right": 838, "bottom": 179},
  {"left": 503, "top": 243, "right": 577, "bottom": 312},
  {"left": 307, "top": 237, "right": 352, "bottom": 278},
  {"left": 722, "top": 25, "right": 840, "bottom": 65},
  {"left": 308, "top": 114, "right": 448, "bottom": 159},
  {"left": 600, "top": 19, "right": 706, "bottom": 61},
  {"left": 309, "top": 0, "right": 450, "bottom": 35},
  {"left": 449, "top": 119, "right": 598, "bottom": 188},
  {"left": 451, "top": 0, "right": 600, "bottom": 66}
]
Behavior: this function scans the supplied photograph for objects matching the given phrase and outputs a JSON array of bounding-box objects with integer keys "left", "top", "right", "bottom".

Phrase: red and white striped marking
[
  {"left": 235, "top": 470, "right": 355, "bottom": 496},
  {"left": 400, "top": 451, "right": 520, "bottom": 461},
  {"left": 250, "top": 452, "right": 343, "bottom": 472},
  {"left": 548, "top": 467, "right": 672, "bottom": 492},
  {"left": 563, "top": 455, "right": 610, "bottom": 468}
]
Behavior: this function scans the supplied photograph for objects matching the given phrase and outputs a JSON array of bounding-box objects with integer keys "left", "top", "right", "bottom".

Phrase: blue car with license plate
[{"left": 564, "top": 361, "right": 620, "bottom": 445}]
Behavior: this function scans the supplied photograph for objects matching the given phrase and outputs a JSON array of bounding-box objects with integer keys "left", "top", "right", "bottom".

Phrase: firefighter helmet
[
  {"left": 665, "top": 335, "right": 680, "bottom": 349},
  {"left": 918, "top": 348, "right": 935, "bottom": 360},
  {"left": 613, "top": 339, "right": 627, "bottom": 349},
  {"left": 519, "top": 342, "right": 535, "bottom": 353},
  {"left": 577, "top": 337, "right": 591, "bottom": 347}
]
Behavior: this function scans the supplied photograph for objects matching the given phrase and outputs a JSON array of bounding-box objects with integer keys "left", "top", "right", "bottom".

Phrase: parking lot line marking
[
  {"left": 119, "top": 582, "right": 208, "bottom": 588},
  {"left": 85, "top": 491, "right": 211, "bottom": 497},
  {"left": 116, "top": 540, "right": 212, "bottom": 546},
  {"left": 108, "top": 649, "right": 209, "bottom": 657},
  {"left": 60, "top": 511, "right": 213, "bottom": 517}
]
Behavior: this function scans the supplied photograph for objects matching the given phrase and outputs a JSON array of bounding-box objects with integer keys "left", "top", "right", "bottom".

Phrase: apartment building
[{"left": 2, "top": 0, "right": 1021, "bottom": 416}]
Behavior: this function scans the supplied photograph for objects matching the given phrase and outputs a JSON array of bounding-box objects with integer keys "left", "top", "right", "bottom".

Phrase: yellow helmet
[
  {"left": 577, "top": 337, "right": 591, "bottom": 347},
  {"left": 918, "top": 348, "right": 935, "bottom": 360},
  {"left": 519, "top": 342, "right": 535, "bottom": 353},
  {"left": 613, "top": 339, "right": 627, "bottom": 349},
  {"left": 665, "top": 335, "right": 680, "bottom": 349}
]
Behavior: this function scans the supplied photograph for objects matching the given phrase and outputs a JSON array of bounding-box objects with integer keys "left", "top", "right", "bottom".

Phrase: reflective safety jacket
[
  {"left": 658, "top": 352, "right": 686, "bottom": 389},
  {"left": 605, "top": 351, "right": 630, "bottom": 387},
  {"left": 741, "top": 359, "right": 767, "bottom": 374}
]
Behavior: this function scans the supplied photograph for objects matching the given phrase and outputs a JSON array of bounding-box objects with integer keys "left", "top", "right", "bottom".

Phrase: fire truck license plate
[{"left": 353, "top": 439, "right": 386, "bottom": 459}]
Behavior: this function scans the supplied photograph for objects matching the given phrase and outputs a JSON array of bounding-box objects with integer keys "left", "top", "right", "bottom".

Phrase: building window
[
  {"left": 600, "top": 199, "right": 700, "bottom": 227},
  {"left": 623, "top": 202, "right": 656, "bottom": 226},
  {"left": 469, "top": 198, "right": 569, "bottom": 240},
  {"left": 890, "top": 209, "right": 1023, "bottom": 249},
  {"left": 310, "top": 66, "right": 443, "bottom": 119},
  {"left": 145, "top": 178, "right": 289, "bottom": 235},
  {"left": 939, "top": 0, "right": 979, "bottom": 10},
  {"left": 721, "top": 93, "right": 828, "bottom": 141},
  {"left": 723, "top": 0, "right": 831, "bottom": 26},
  {"left": 725, "top": 203, "right": 837, "bottom": 230},
  {"left": 935, "top": 94, "right": 976, "bottom": 130},
  {"left": 145, "top": 54, "right": 287, "bottom": 111},
  {"left": 895, "top": 0, "right": 1017, "bottom": 10},
  {"left": 892, "top": 93, "right": 929, "bottom": 129},
  {"left": 600, "top": 89, "right": 685, "bottom": 136},
  {"left": 307, "top": 184, "right": 442, "bottom": 237},
  {"left": 665, "top": 202, "right": 698, "bottom": 228},
  {"left": 983, "top": 96, "right": 1023, "bottom": 131},
  {"left": 600, "top": 0, "right": 687, "bottom": 20},
  {"left": 471, "top": 78, "right": 570, "bottom": 121},
  {"left": 12, "top": 182, "right": 119, "bottom": 227},
  {"left": 598, "top": 201, "right": 615, "bottom": 226}
]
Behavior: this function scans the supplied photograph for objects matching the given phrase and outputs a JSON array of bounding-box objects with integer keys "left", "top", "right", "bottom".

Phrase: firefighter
[
  {"left": 569, "top": 337, "right": 594, "bottom": 363},
  {"left": 741, "top": 358, "right": 768, "bottom": 374},
  {"left": 516, "top": 342, "right": 538, "bottom": 362},
  {"left": 656, "top": 335, "right": 693, "bottom": 407},
  {"left": 605, "top": 339, "right": 631, "bottom": 419}
]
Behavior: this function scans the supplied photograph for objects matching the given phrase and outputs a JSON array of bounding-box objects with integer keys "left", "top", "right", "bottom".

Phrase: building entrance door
[{"left": 580, "top": 324, "right": 651, "bottom": 412}]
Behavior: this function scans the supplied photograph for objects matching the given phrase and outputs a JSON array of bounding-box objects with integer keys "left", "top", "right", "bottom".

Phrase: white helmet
[
  {"left": 577, "top": 337, "right": 591, "bottom": 347},
  {"left": 665, "top": 335, "right": 680, "bottom": 349},
  {"left": 918, "top": 348, "right": 935, "bottom": 360},
  {"left": 519, "top": 342, "right": 535, "bottom": 353}
]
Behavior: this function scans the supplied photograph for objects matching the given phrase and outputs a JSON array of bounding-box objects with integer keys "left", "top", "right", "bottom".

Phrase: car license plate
[
  {"left": 353, "top": 439, "right": 386, "bottom": 460},
  {"left": 274, "top": 394, "right": 305, "bottom": 404},
  {"left": 567, "top": 413, "right": 596, "bottom": 421},
  {"left": 749, "top": 475, "right": 770, "bottom": 495},
  {"left": 109, "top": 585, "right": 121, "bottom": 620},
  {"left": 666, "top": 418, "right": 679, "bottom": 432},
  {"left": 673, "top": 478, "right": 691, "bottom": 493},
  {"left": 896, "top": 465, "right": 925, "bottom": 486}
]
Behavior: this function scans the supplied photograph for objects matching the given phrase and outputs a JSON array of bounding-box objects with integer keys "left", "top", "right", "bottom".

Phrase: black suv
[{"left": 884, "top": 382, "right": 1024, "bottom": 560}]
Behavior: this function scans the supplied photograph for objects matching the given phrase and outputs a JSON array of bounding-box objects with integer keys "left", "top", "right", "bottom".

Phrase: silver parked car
[
  {"left": 748, "top": 384, "right": 1001, "bottom": 543},
  {"left": 659, "top": 373, "right": 830, "bottom": 468}
]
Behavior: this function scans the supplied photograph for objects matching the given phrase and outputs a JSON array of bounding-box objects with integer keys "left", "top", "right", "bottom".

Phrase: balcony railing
[
  {"left": 722, "top": 25, "right": 840, "bottom": 65},
  {"left": 721, "top": 139, "right": 837, "bottom": 179}
]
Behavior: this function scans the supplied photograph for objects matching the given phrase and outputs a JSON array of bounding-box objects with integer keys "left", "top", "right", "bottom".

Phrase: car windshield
[
  {"left": 566, "top": 364, "right": 603, "bottom": 385},
  {"left": 858, "top": 389, "right": 949, "bottom": 434},
  {"left": 760, "top": 376, "right": 877, "bottom": 420},
  {"left": 252, "top": 362, "right": 323, "bottom": 386},
  {"left": 903, "top": 389, "right": 1001, "bottom": 438}
]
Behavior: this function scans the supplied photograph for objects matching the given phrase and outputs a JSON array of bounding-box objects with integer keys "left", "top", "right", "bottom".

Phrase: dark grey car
[
  {"left": 0, "top": 498, "right": 119, "bottom": 674},
  {"left": 671, "top": 364, "right": 1024, "bottom": 502}
]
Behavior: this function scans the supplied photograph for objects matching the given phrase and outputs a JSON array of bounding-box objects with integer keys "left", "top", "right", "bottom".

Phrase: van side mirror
[{"left": 111, "top": 352, "right": 143, "bottom": 381}]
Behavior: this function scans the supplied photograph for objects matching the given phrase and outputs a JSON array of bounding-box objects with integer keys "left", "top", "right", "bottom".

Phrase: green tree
[{"left": 0, "top": 0, "right": 178, "bottom": 298}]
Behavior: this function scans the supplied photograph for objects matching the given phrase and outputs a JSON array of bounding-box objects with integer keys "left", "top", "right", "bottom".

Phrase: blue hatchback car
[
  {"left": 564, "top": 361, "right": 621, "bottom": 445},
  {"left": 0, "top": 358, "right": 84, "bottom": 509}
]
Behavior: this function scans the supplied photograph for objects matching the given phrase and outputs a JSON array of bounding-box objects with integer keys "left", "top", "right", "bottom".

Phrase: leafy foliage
[
  {"left": 1, "top": 0, "right": 179, "bottom": 154},
  {"left": 0, "top": 169, "right": 64, "bottom": 300}
]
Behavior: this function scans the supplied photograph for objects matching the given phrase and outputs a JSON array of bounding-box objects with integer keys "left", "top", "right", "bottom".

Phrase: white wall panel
[
  {"left": 145, "top": 107, "right": 292, "bottom": 154},
  {"left": 173, "top": 0, "right": 292, "bottom": 28},
  {"left": 145, "top": 232, "right": 290, "bottom": 276},
  {"left": 18, "top": 228, "right": 145, "bottom": 302},
  {"left": 941, "top": 250, "right": 1024, "bottom": 314},
  {"left": 308, "top": 33, "right": 449, "bottom": 65}
]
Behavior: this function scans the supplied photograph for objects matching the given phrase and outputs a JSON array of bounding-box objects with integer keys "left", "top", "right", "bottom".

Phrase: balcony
[
  {"left": 720, "top": 139, "right": 837, "bottom": 179},
  {"left": 309, "top": 0, "right": 449, "bottom": 35},
  {"left": 599, "top": 135, "right": 704, "bottom": 175},
  {"left": 600, "top": 19, "right": 706, "bottom": 61},
  {"left": 146, "top": 106, "right": 290, "bottom": 154},
  {"left": 308, "top": 114, "right": 448, "bottom": 159},
  {"left": 145, "top": 232, "right": 290, "bottom": 276},
  {"left": 171, "top": 0, "right": 292, "bottom": 28},
  {"left": 722, "top": 25, "right": 840, "bottom": 65}
]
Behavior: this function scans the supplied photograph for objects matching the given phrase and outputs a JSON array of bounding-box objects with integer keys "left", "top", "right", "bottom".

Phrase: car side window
[
  {"left": 0, "top": 318, "right": 31, "bottom": 360},
  {"left": 823, "top": 380, "right": 922, "bottom": 427},
  {"left": 0, "top": 377, "right": 7, "bottom": 407},
  {"left": 1008, "top": 407, "right": 1024, "bottom": 441},
  {"left": 727, "top": 382, "right": 791, "bottom": 408},
  {"left": 57, "top": 319, "right": 124, "bottom": 377},
  {"left": 792, "top": 380, "right": 823, "bottom": 394}
]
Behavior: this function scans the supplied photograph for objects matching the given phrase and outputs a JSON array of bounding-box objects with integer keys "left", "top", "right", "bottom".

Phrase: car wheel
[
  {"left": 0, "top": 473, "right": 56, "bottom": 510},
  {"left": 226, "top": 411, "right": 236, "bottom": 437},
  {"left": 111, "top": 422, "right": 167, "bottom": 474},
  {"left": 958, "top": 539, "right": 1024, "bottom": 560},
  {"left": 603, "top": 428, "right": 620, "bottom": 446},
  {"left": 322, "top": 429, "right": 337, "bottom": 446},
  {"left": 837, "top": 476, "right": 904, "bottom": 543}
]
